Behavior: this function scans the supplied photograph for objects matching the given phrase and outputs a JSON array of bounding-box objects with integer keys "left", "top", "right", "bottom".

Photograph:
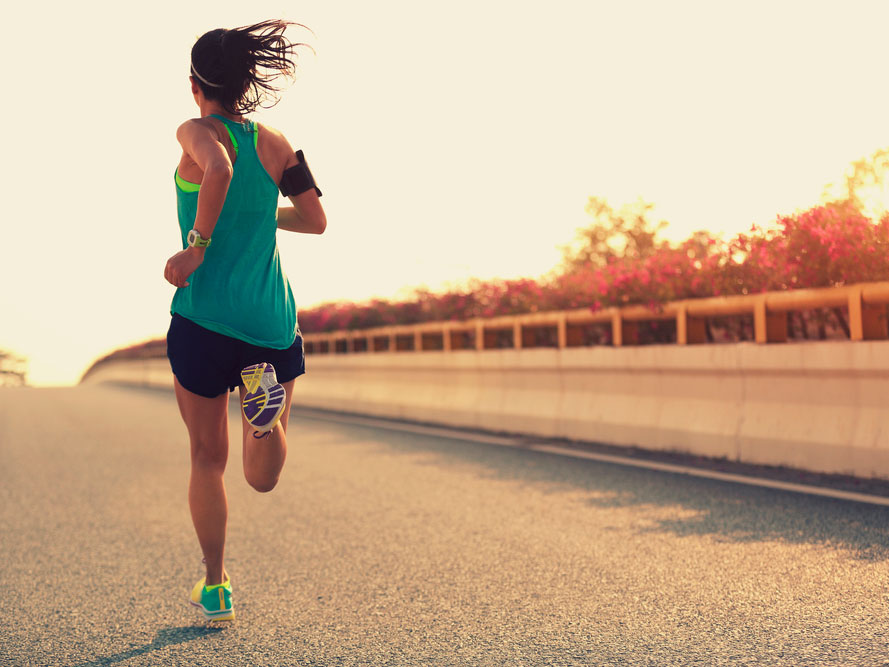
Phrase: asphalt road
[{"left": 2, "top": 385, "right": 889, "bottom": 666}]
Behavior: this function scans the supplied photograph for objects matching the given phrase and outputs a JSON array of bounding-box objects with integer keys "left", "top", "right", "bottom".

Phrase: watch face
[{"left": 188, "top": 229, "right": 210, "bottom": 247}]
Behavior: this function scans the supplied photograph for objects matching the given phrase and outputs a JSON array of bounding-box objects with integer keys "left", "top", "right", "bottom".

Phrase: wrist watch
[{"left": 187, "top": 229, "right": 211, "bottom": 248}]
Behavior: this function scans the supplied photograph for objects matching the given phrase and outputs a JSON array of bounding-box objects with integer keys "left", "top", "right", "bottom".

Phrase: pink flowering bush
[
  {"left": 298, "top": 201, "right": 889, "bottom": 337},
  {"left": 725, "top": 204, "right": 889, "bottom": 292},
  {"left": 298, "top": 280, "right": 564, "bottom": 333}
]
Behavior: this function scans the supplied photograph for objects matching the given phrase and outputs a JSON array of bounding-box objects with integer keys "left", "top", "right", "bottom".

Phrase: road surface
[{"left": 2, "top": 385, "right": 889, "bottom": 666}]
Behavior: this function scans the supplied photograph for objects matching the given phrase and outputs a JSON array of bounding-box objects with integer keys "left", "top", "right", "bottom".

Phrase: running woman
[{"left": 163, "top": 20, "right": 326, "bottom": 622}]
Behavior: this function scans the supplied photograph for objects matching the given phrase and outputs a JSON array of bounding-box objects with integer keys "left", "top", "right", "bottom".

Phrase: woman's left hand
[{"left": 164, "top": 247, "right": 205, "bottom": 288}]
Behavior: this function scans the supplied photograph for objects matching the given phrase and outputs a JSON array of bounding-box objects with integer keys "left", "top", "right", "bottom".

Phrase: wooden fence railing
[{"left": 302, "top": 281, "right": 889, "bottom": 355}]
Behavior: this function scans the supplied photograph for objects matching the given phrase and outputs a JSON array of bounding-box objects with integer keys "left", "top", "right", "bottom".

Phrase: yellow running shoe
[{"left": 189, "top": 576, "right": 235, "bottom": 621}]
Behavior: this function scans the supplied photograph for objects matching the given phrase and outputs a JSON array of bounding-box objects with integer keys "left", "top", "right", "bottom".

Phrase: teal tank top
[{"left": 171, "top": 114, "right": 297, "bottom": 349}]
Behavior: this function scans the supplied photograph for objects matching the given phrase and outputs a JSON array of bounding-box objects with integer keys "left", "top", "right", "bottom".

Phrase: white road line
[
  {"left": 528, "top": 444, "right": 889, "bottom": 507},
  {"left": 293, "top": 409, "right": 519, "bottom": 446},
  {"left": 291, "top": 408, "right": 889, "bottom": 507}
]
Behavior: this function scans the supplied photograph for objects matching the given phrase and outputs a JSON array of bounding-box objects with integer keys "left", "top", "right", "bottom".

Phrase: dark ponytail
[{"left": 190, "top": 20, "right": 310, "bottom": 115}]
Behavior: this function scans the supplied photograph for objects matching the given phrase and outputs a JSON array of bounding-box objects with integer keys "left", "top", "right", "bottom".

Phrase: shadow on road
[
  {"left": 303, "top": 412, "right": 889, "bottom": 562},
  {"left": 65, "top": 626, "right": 224, "bottom": 667}
]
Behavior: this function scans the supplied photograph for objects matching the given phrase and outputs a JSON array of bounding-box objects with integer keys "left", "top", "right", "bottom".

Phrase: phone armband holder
[{"left": 279, "top": 150, "right": 322, "bottom": 197}]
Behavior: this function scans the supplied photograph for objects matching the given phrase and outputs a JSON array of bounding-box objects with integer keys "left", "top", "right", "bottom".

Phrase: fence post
[
  {"left": 475, "top": 320, "right": 485, "bottom": 351},
  {"left": 612, "top": 311, "right": 623, "bottom": 347},
  {"left": 557, "top": 314, "right": 567, "bottom": 349},
  {"left": 677, "top": 304, "right": 707, "bottom": 345},
  {"left": 677, "top": 305, "right": 687, "bottom": 345},
  {"left": 849, "top": 286, "right": 864, "bottom": 341},
  {"left": 514, "top": 320, "right": 523, "bottom": 350},
  {"left": 754, "top": 296, "right": 787, "bottom": 343},
  {"left": 414, "top": 330, "right": 423, "bottom": 352},
  {"left": 850, "top": 286, "right": 888, "bottom": 340},
  {"left": 443, "top": 325, "right": 451, "bottom": 352}
]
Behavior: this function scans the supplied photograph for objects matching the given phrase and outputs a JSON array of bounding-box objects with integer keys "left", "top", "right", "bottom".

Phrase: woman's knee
[
  {"left": 246, "top": 475, "right": 279, "bottom": 493},
  {"left": 190, "top": 433, "right": 228, "bottom": 471}
]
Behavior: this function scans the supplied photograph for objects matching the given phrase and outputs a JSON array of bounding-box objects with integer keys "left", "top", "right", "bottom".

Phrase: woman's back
[{"left": 175, "top": 116, "right": 296, "bottom": 191}]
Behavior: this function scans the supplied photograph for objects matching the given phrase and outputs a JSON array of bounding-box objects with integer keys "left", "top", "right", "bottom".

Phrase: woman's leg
[
  {"left": 240, "top": 379, "right": 295, "bottom": 492},
  {"left": 174, "top": 377, "right": 230, "bottom": 585}
]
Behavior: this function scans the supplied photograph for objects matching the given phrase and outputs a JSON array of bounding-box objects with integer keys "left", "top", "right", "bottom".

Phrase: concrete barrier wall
[
  {"left": 83, "top": 359, "right": 174, "bottom": 391},
  {"left": 82, "top": 342, "right": 889, "bottom": 479}
]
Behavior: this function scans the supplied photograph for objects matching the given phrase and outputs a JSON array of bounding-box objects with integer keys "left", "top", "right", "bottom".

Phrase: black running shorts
[{"left": 166, "top": 313, "right": 306, "bottom": 398}]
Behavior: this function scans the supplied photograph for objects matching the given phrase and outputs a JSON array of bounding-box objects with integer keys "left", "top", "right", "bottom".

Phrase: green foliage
[
  {"left": 560, "top": 197, "right": 669, "bottom": 272},
  {"left": 0, "top": 349, "right": 27, "bottom": 386},
  {"left": 823, "top": 147, "right": 889, "bottom": 221}
]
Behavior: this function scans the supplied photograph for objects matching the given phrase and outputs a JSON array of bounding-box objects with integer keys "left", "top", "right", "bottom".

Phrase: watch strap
[{"left": 187, "top": 229, "right": 211, "bottom": 248}]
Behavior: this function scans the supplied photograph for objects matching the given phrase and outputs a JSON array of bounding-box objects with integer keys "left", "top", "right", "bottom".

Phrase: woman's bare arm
[
  {"left": 177, "top": 120, "right": 233, "bottom": 240},
  {"left": 277, "top": 191, "right": 326, "bottom": 234},
  {"left": 273, "top": 136, "right": 327, "bottom": 235},
  {"left": 164, "top": 120, "right": 234, "bottom": 288}
]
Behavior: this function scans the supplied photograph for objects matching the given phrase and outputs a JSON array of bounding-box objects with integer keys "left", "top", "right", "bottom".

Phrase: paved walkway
[{"left": 2, "top": 385, "right": 889, "bottom": 666}]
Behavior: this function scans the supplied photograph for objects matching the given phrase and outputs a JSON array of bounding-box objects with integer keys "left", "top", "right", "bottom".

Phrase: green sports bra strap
[
  {"left": 208, "top": 114, "right": 240, "bottom": 155},
  {"left": 224, "top": 125, "right": 238, "bottom": 156},
  {"left": 208, "top": 114, "right": 259, "bottom": 156}
]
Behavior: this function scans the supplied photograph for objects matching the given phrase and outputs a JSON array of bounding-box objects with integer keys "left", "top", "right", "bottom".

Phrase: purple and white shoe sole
[{"left": 241, "top": 363, "right": 286, "bottom": 433}]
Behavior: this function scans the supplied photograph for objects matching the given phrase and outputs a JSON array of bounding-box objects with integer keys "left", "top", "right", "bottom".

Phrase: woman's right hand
[{"left": 164, "top": 247, "right": 206, "bottom": 288}]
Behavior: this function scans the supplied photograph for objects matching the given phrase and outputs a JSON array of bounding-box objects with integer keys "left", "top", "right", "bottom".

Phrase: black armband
[{"left": 279, "top": 150, "right": 322, "bottom": 197}]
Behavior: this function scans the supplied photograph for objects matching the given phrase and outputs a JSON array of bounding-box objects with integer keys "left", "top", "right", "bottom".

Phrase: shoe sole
[
  {"left": 189, "top": 598, "right": 235, "bottom": 621},
  {"left": 241, "top": 364, "right": 287, "bottom": 433},
  {"left": 242, "top": 384, "right": 286, "bottom": 432},
  {"left": 241, "top": 364, "right": 269, "bottom": 394}
]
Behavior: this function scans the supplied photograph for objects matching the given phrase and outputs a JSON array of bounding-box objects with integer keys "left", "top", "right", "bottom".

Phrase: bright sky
[{"left": 4, "top": 0, "right": 889, "bottom": 386}]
